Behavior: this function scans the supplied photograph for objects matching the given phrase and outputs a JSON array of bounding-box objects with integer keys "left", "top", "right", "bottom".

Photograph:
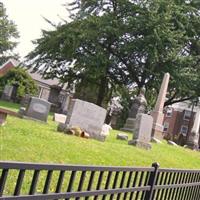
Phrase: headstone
[
  {"left": 186, "top": 110, "right": 200, "bottom": 150},
  {"left": 24, "top": 97, "right": 51, "bottom": 122},
  {"left": 121, "top": 88, "right": 147, "bottom": 132},
  {"left": 101, "top": 124, "right": 112, "bottom": 136},
  {"left": 1, "top": 85, "right": 14, "bottom": 101},
  {"left": 117, "top": 133, "right": 128, "bottom": 141},
  {"left": 151, "top": 73, "right": 170, "bottom": 139},
  {"left": 53, "top": 113, "right": 67, "bottom": 124},
  {"left": 60, "top": 99, "right": 107, "bottom": 141},
  {"left": 128, "top": 114, "right": 153, "bottom": 150}
]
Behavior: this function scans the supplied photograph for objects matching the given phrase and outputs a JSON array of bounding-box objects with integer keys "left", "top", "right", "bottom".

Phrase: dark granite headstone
[{"left": 25, "top": 97, "right": 51, "bottom": 122}]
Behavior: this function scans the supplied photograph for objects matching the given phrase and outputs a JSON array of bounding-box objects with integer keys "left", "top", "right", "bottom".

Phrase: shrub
[{"left": 0, "top": 67, "right": 38, "bottom": 100}]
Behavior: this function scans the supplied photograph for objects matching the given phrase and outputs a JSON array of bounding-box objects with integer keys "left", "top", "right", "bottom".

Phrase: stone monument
[
  {"left": 22, "top": 97, "right": 51, "bottom": 122},
  {"left": 128, "top": 113, "right": 153, "bottom": 150},
  {"left": 58, "top": 99, "right": 107, "bottom": 141},
  {"left": 186, "top": 110, "right": 200, "bottom": 150},
  {"left": 1, "top": 85, "right": 14, "bottom": 101},
  {"left": 121, "top": 88, "right": 147, "bottom": 132},
  {"left": 151, "top": 73, "right": 170, "bottom": 139}
]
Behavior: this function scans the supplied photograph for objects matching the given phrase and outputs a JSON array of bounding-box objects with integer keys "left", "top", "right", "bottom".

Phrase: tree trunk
[{"left": 96, "top": 76, "right": 107, "bottom": 107}]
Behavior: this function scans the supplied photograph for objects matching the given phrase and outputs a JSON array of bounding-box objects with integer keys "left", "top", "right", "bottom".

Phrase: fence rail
[{"left": 0, "top": 161, "right": 200, "bottom": 200}]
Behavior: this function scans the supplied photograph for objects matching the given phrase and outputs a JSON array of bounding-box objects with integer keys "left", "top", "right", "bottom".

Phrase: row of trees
[
  {"left": 27, "top": 0, "right": 200, "bottom": 109},
  {"left": 1, "top": 1, "right": 200, "bottom": 111}
]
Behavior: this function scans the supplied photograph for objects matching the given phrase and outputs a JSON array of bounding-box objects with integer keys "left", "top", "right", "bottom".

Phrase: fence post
[{"left": 144, "top": 162, "right": 160, "bottom": 200}]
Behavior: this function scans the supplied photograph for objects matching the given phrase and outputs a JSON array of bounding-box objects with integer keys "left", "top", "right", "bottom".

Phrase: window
[
  {"left": 183, "top": 110, "right": 191, "bottom": 121},
  {"left": 163, "top": 122, "right": 169, "bottom": 132},
  {"left": 166, "top": 107, "right": 173, "bottom": 117},
  {"left": 180, "top": 125, "right": 188, "bottom": 136}
]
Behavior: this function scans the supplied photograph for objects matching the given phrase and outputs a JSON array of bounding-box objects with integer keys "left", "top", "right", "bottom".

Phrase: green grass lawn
[{"left": 1, "top": 100, "right": 200, "bottom": 169}]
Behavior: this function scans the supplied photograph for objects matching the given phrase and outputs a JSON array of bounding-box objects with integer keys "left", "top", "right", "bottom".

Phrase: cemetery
[{"left": 1, "top": 0, "right": 200, "bottom": 199}]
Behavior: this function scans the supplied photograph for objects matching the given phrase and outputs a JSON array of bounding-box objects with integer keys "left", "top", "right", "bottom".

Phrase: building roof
[
  {"left": 0, "top": 59, "right": 67, "bottom": 89},
  {"left": 26, "top": 68, "right": 62, "bottom": 87},
  {"left": 171, "top": 101, "right": 200, "bottom": 113},
  {"left": 0, "top": 59, "right": 20, "bottom": 76}
]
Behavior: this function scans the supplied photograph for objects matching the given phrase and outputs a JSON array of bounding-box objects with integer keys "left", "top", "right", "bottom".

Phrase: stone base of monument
[
  {"left": 151, "top": 122, "right": 164, "bottom": 140},
  {"left": 121, "top": 118, "right": 136, "bottom": 132},
  {"left": 151, "top": 129, "right": 164, "bottom": 140},
  {"left": 128, "top": 139, "right": 152, "bottom": 150}
]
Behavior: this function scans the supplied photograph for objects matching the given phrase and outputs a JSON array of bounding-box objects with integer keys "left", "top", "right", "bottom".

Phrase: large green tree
[
  {"left": 0, "top": 2, "right": 19, "bottom": 65},
  {"left": 27, "top": 0, "right": 200, "bottom": 107}
]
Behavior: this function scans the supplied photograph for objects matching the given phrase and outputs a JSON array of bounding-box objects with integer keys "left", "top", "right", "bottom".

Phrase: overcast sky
[{"left": 2, "top": 0, "right": 73, "bottom": 59}]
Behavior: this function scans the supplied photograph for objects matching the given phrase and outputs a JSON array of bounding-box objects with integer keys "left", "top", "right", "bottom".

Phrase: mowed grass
[{"left": 1, "top": 100, "right": 200, "bottom": 169}]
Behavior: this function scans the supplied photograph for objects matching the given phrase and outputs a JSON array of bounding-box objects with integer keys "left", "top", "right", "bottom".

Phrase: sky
[{"left": 2, "top": 0, "right": 73, "bottom": 59}]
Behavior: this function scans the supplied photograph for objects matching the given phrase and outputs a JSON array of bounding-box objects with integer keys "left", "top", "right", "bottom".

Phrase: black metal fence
[{"left": 0, "top": 161, "right": 200, "bottom": 200}]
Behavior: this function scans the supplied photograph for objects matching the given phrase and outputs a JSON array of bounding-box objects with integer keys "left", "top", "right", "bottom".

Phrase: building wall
[{"left": 163, "top": 107, "right": 195, "bottom": 143}]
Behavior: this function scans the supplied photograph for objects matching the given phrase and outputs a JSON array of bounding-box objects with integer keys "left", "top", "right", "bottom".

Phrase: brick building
[
  {"left": 163, "top": 101, "right": 200, "bottom": 145},
  {"left": 0, "top": 59, "right": 19, "bottom": 76},
  {"left": 0, "top": 59, "right": 72, "bottom": 113}
]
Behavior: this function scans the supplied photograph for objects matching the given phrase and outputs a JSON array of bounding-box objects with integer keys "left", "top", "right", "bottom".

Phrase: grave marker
[
  {"left": 24, "top": 97, "right": 51, "bottom": 122},
  {"left": 60, "top": 99, "right": 107, "bottom": 141}
]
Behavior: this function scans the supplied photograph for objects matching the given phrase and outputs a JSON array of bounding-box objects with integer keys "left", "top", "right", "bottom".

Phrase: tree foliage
[
  {"left": 0, "top": 68, "right": 38, "bottom": 99},
  {"left": 27, "top": 0, "right": 200, "bottom": 107},
  {"left": 0, "top": 2, "right": 19, "bottom": 65}
]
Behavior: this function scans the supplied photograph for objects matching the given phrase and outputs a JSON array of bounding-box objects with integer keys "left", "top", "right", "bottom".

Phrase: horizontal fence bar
[
  {"left": 155, "top": 182, "right": 200, "bottom": 190},
  {"left": 0, "top": 161, "right": 154, "bottom": 172},
  {"left": 0, "top": 186, "right": 151, "bottom": 200},
  {"left": 159, "top": 168, "right": 200, "bottom": 173}
]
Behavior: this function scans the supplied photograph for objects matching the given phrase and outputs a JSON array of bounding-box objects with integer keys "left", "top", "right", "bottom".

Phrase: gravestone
[
  {"left": 121, "top": 88, "right": 147, "bottom": 132},
  {"left": 59, "top": 99, "right": 107, "bottom": 141},
  {"left": 24, "top": 97, "right": 51, "bottom": 122},
  {"left": 186, "top": 110, "right": 200, "bottom": 150},
  {"left": 151, "top": 73, "right": 170, "bottom": 139},
  {"left": 53, "top": 113, "right": 67, "bottom": 124},
  {"left": 1, "top": 85, "right": 14, "bottom": 101},
  {"left": 128, "top": 114, "right": 153, "bottom": 150}
]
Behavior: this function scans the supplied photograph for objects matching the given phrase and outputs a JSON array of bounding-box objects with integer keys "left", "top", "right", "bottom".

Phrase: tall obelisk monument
[{"left": 151, "top": 73, "right": 170, "bottom": 139}]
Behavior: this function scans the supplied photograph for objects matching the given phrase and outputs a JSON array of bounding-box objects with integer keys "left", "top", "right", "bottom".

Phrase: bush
[{"left": 0, "top": 67, "right": 38, "bottom": 100}]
